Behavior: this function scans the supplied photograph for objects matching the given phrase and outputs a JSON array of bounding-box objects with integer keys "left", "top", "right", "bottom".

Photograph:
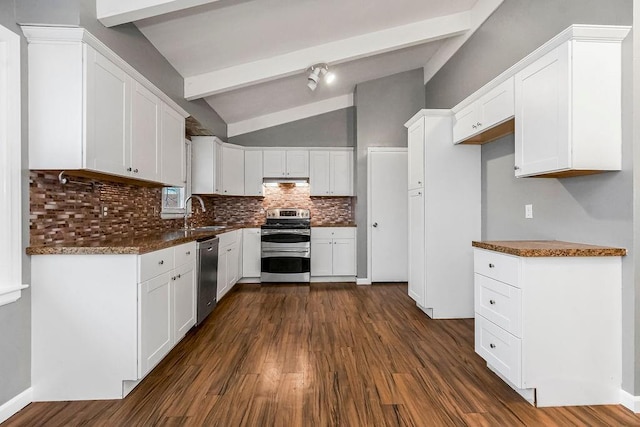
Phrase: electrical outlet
[
  {"left": 101, "top": 205, "right": 108, "bottom": 218},
  {"left": 525, "top": 204, "right": 533, "bottom": 219}
]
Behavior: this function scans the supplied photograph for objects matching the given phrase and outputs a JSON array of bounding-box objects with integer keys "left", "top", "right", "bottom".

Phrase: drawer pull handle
[
  {"left": 490, "top": 343, "right": 496, "bottom": 349},
  {"left": 186, "top": 251, "right": 191, "bottom": 255},
  {"left": 488, "top": 263, "right": 495, "bottom": 268},
  {"left": 489, "top": 300, "right": 496, "bottom": 305},
  {"left": 159, "top": 260, "right": 164, "bottom": 265}
]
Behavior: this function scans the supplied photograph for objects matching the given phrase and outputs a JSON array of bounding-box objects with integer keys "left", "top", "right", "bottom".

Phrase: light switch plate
[{"left": 525, "top": 204, "right": 533, "bottom": 219}]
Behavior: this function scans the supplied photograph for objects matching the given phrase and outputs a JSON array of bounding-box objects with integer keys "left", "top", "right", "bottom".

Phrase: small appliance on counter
[{"left": 260, "top": 208, "right": 311, "bottom": 283}]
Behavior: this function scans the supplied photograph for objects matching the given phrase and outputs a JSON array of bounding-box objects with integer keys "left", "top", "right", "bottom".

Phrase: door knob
[{"left": 373, "top": 222, "right": 378, "bottom": 228}]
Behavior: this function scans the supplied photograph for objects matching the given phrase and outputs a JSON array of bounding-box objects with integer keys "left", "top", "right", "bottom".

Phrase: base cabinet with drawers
[
  {"left": 31, "top": 242, "right": 197, "bottom": 401},
  {"left": 473, "top": 247, "right": 622, "bottom": 407}
]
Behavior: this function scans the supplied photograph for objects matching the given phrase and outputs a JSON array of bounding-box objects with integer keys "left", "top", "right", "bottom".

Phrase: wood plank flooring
[{"left": 5, "top": 283, "right": 640, "bottom": 426}]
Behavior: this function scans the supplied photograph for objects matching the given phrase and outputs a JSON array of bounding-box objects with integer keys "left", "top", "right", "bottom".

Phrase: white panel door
[
  {"left": 161, "top": 103, "right": 186, "bottom": 187},
  {"left": 85, "top": 47, "right": 130, "bottom": 177},
  {"left": 311, "top": 238, "right": 333, "bottom": 276},
  {"left": 173, "top": 263, "right": 196, "bottom": 341},
  {"left": 263, "top": 150, "right": 286, "bottom": 177},
  {"left": 286, "top": 150, "right": 309, "bottom": 177},
  {"left": 244, "top": 150, "right": 263, "bottom": 196},
  {"left": 139, "top": 272, "right": 173, "bottom": 377},
  {"left": 242, "top": 228, "right": 262, "bottom": 277},
  {"left": 370, "top": 150, "right": 409, "bottom": 282},
  {"left": 407, "top": 119, "right": 424, "bottom": 189},
  {"left": 330, "top": 151, "right": 352, "bottom": 196},
  {"left": 309, "top": 151, "right": 330, "bottom": 196},
  {"left": 131, "top": 81, "right": 161, "bottom": 182},
  {"left": 332, "top": 238, "right": 356, "bottom": 276},
  {"left": 221, "top": 144, "right": 245, "bottom": 195},
  {"left": 408, "top": 188, "right": 424, "bottom": 305}
]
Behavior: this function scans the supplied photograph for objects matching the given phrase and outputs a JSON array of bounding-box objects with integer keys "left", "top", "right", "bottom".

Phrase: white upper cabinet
[
  {"left": 191, "top": 136, "right": 221, "bottom": 194},
  {"left": 514, "top": 27, "right": 628, "bottom": 177},
  {"left": 161, "top": 104, "right": 186, "bottom": 187},
  {"left": 453, "top": 77, "right": 514, "bottom": 144},
  {"left": 23, "top": 26, "right": 188, "bottom": 185},
  {"left": 263, "top": 149, "right": 309, "bottom": 178},
  {"left": 220, "top": 144, "right": 245, "bottom": 195},
  {"left": 244, "top": 150, "right": 264, "bottom": 196},
  {"left": 309, "top": 150, "right": 353, "bottom": 196}
]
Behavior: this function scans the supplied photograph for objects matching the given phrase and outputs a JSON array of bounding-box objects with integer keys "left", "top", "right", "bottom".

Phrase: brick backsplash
[{"left": 30, "top": 173, "right": 354, "bottom": 246}]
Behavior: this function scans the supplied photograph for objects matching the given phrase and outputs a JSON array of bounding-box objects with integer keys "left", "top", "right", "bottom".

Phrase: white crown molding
[
  {"left": 404, "top": 109, "right": 453, "bottom": 128},
  {"left": 185, "top": 12, "right": 471, "bottom": 100},
  {"left": 21, "top": 25, "right": 189, "bottom": 118},
  {"left": 0, "top": 388, "right": 32, "bottom": 424},
  {"left": 97, "top": 0, "right": 222, "bottom": 27},
  {"left": 227, "top": 94, "right": 354, "bottom": 137}
]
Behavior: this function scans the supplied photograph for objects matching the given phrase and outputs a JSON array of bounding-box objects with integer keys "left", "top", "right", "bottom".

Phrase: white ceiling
[{"left": 99, "top": 0, "right": 503, "bottom": 136}]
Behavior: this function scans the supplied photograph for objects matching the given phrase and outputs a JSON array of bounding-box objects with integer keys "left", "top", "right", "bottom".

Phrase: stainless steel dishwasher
[{"left": 196, "top": 236, "right": 219, "bottom": 325}]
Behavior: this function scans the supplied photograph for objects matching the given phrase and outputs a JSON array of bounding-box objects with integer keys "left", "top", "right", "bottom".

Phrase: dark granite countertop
[
  {"left": 472, "top": 240, "right": 626, "bottom": 257},
  {"left": 26, "top": 226, "right": 243, "bottom": 255},
  {"left": 311, "top": 223, "right": 357, "bottom": 227}
]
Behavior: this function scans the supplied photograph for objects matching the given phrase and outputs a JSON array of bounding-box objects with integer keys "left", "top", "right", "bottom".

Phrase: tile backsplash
[{"left": 29, "top": 172, "right": 354, "bottom": 246}]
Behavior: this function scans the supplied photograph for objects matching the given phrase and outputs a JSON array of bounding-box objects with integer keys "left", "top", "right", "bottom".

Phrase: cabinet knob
[
  {"left": 186, "top": 251, "right": 191, "bottom": 255},
  {"left": 134, "top": 168, "right": 139, "bottom": 173},
  {"left": 159, "top": 260, "right": 164, "bottom": 265},
  {"left": 177, "top": 274, "right": 181, "bottom": 279},
  {"left": 472, "top": 124, "right": 477, "bottom": 129},
  {"left": 418, "top": 192, "right": 422, "bottom": 196},
  {"left": 477, "top": 122, "right": 482, "bottom": 126},
  {"left": 227, "top": 248, "right": 232, "bottom": 252},
  {"left": 489, "top": 299, "right": 496, "bottom": 305},
  {"left": 171, "top": 276, "right": 176, "bottom": 281},
  {"left": 418, "top": 181, "right": 422, "bottom": 185},
  {"left": 373, "top": 222, "right": 378, "bottom": 228},
  {"left": 490, "top": 343, "right": 496, "bottom": 349},
  {"left": 488, "top": 263, "right": 494, "bottom": 268},
  {"left": 514, "top": 166, "right": 520, "bottom": 171},
  {"left": 127, "top": 167, "right": 132, "bottom": 172}
]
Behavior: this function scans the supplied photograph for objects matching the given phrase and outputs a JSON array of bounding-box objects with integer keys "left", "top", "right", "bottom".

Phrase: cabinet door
[
  {"left": 217, "top": 248, "right": 229, "bottom": 300},
  {"left": 161, "top": 104, "right": 186, "bottom": 187},
  {"left": 478, "top": 77, "right": 514, "bottom": 131},
  {"left": 407, "top": 118, "right": 425, "bottom": 189},
  {"left": 242, "top": 228, "right": 262, "bottom": 277},
  {"left": 330, "top": 151, "right": 353, "bottom": 196},
  {"left": 173, "top": 262, "right": 196, "bottom": 342},
  {"left": 408, "top": 189, "right": 425, "bottom": 306},
  {"left": 85, "top": 47, "right": 130, "bottom": 177},
  {"left": 139, "top": 272, "right": 173, "bottom": 377},
  {"left": 286, "top": 150, "right": 309, "bottom": 177},
  {"left": 309, "top": 151, "right": 330, "bottom": 196},
  {"left": 311, "top": 238, "right": 333, "bottom": 276},
  {"left": 131, "top": 82, "right": 161, "bottom": 182},
  {"left": 332, "top": 238, "right": 356, "bottom": 275},
  {"left": 263, "top": 150, "right": 286, "bottom": 177},
  {"left": 191, "top": 136, "right": 216, "bottom": 194},
  {"left": 515, "top": 44, "right": 569, "bottom": 177},
  {"left": 227, "top": 243, "right": 240, "bottom": 288},
  {"left": 452, "top": 103, "right": 479, "bottom": 144},
  {"left": 221, "top": 144, "right": 245, "bottom": 195},
  {"left": 244, "top": 150, "right": 264, "bottom": 196}
]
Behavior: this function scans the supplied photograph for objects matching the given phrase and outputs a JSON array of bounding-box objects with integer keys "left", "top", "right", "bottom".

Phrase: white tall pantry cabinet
[{"left": 404, "top": 110, "right": 480, "bottom": 318}]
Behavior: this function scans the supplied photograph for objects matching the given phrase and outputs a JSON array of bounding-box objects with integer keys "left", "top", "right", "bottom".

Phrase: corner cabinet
[
  {"left": 404, "top": 110, "right": 480, "bottom": 319},
  {"left": 31, "top": 242, "right": 197, "bottom": 401},
  {"left": 473, "top": 245, "right": 622, "bottom": 407},
  {"left": 309, "top": 149, "right": 354, "bottom": 196},
  {"left": 191, "top": 137, "right": 246, "bottom": 196},
  {"left": 310, "top": 227, "right": 356, "bottom": 280},
  {"left": 514, "top": 26, "right": 629, "bottom": 178},
  {"left": 23, "top": 26, "right": 188, "bottom": 186}
]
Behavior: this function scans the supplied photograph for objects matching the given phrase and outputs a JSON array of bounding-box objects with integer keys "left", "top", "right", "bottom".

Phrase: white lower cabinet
[
  {"left": 31, "top": 242, "right": 196, "bottom": 401},
  {"left": 217, "top": 229, "right": 242, "bottom": 300},
  {"left": 473, "top": 247, "right": 622, "bottom": 407},
  {"left": 310, "top": 227, "right": 356, "bottom": 279},
  {"left": 242, "top": 228, "right": 261, "bottom": 278}
]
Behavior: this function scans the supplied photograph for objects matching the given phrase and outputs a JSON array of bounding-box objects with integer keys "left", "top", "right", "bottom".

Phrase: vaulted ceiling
[{"left": 97, "top": 0, "right": 503, "bottom": 136}]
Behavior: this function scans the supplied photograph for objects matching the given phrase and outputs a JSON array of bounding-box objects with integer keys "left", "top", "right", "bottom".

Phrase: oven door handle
[{"left": 262, "top": 249, "right": 310, "bottom": 253}]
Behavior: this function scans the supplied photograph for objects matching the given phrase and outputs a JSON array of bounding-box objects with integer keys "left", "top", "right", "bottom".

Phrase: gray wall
[
  {"left": 355, "top": 68, "right": 425, "bottom": 278},
  {"left": 0, "top": 0, "right": 31, "bottom": 406},
  {"left": 425, "top": 0, "right": 636, "bottom": 393},
  {"left": 229, "top": 107, "right": 355, "bottom": 147}
]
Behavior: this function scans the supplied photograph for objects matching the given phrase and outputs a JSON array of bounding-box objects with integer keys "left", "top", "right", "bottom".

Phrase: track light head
[
  {"left": 307, "top": 67, "right": 321, "bottom": 91},
  {"left": 306, "top": 63, "right": 332, "bottom": 91}
]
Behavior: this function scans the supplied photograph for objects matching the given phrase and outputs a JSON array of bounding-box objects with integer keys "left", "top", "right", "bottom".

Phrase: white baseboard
[
  {"left": 311, "top": 276, "right": 356, "bottom": 283},
  {"left": 620, "top": 389, "right": 640, "bottom": 412},
  {"left": 0, "top": 388, "right": 32, "bottom": 424},
  {"left": 356, "top": 278, "right": 371, "bottom": 285},
  {"left": 237, "top": 278, "right": 261, "bottom": 284}
]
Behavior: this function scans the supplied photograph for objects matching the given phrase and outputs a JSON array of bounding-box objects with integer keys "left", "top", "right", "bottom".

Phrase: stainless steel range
[{"left": 260, "top": 208, "right": 311, "bottom": 283}]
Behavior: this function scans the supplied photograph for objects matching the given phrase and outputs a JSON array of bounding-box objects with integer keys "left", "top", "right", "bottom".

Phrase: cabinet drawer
[
  {"left": 139, "top": 247, "right": 174, "bottom": 282},
  {"left": 218, "top": 230, "right": 239, "bottom": 248},
  {"left": 475, "top": 274, "right": 522, "bottom": 337},
  {"left": 174, "top": 242, "right": 196, "bottom": 267},
  {"left": 474, "top": 249, "right": 520, "bottom": 286},
  {"left": 475, "top": 315, "right": 522, "bottom": 387},
  {"left": 312, "top": 227, "right": 355, "bottom": 239}
]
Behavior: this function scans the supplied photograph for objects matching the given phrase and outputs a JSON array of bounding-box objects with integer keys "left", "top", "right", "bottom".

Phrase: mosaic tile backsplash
[{"left": 30, "top": 172, "right": 354, "bottom": 246}]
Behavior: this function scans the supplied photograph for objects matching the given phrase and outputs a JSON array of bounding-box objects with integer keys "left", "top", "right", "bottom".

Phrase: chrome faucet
[{"left": 184, "top": 195, "right": 206, "bottom": 230}]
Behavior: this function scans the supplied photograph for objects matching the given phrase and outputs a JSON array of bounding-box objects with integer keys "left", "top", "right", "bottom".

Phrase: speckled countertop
[
  {"left": 472, "top": 240, "right": 626, "bottom": 257},
  {"left": 26, "top": 226, "right": 243, "bottom": 255}
]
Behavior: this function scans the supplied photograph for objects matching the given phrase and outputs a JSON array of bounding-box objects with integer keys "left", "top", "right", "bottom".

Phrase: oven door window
[
  {"left": 261, "top": 234, "right": 310, "bottom": 244},
  {"left": 261, "top": 257, "right": 310, "bottom": 274}
]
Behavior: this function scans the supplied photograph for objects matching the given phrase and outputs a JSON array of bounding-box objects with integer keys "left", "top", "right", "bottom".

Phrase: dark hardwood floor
[{"left": 5, "top": 283, "right": 640, "bottom": 426}]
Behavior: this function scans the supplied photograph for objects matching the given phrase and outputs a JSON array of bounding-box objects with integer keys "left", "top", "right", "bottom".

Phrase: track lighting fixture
[{"left": 306, "top": 63, "right": 334, "bottom": 91}]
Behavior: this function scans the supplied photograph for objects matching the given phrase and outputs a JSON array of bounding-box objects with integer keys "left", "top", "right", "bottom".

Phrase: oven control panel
[{"left": 266, "top": 208, "right": 310, "bottom": 219}]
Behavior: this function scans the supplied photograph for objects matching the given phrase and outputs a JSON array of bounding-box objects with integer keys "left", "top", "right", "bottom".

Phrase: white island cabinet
[
  {"left": 473, "top": 241, "right": 624, "bottom": 407},
  {"left": 30, "top": 242, "right": 196, "bottom": 401}
]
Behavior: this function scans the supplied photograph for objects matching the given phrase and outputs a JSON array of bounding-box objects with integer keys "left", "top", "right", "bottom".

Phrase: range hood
[{"left": 262, "top": 177, "right": 309, "bottom": 186}]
